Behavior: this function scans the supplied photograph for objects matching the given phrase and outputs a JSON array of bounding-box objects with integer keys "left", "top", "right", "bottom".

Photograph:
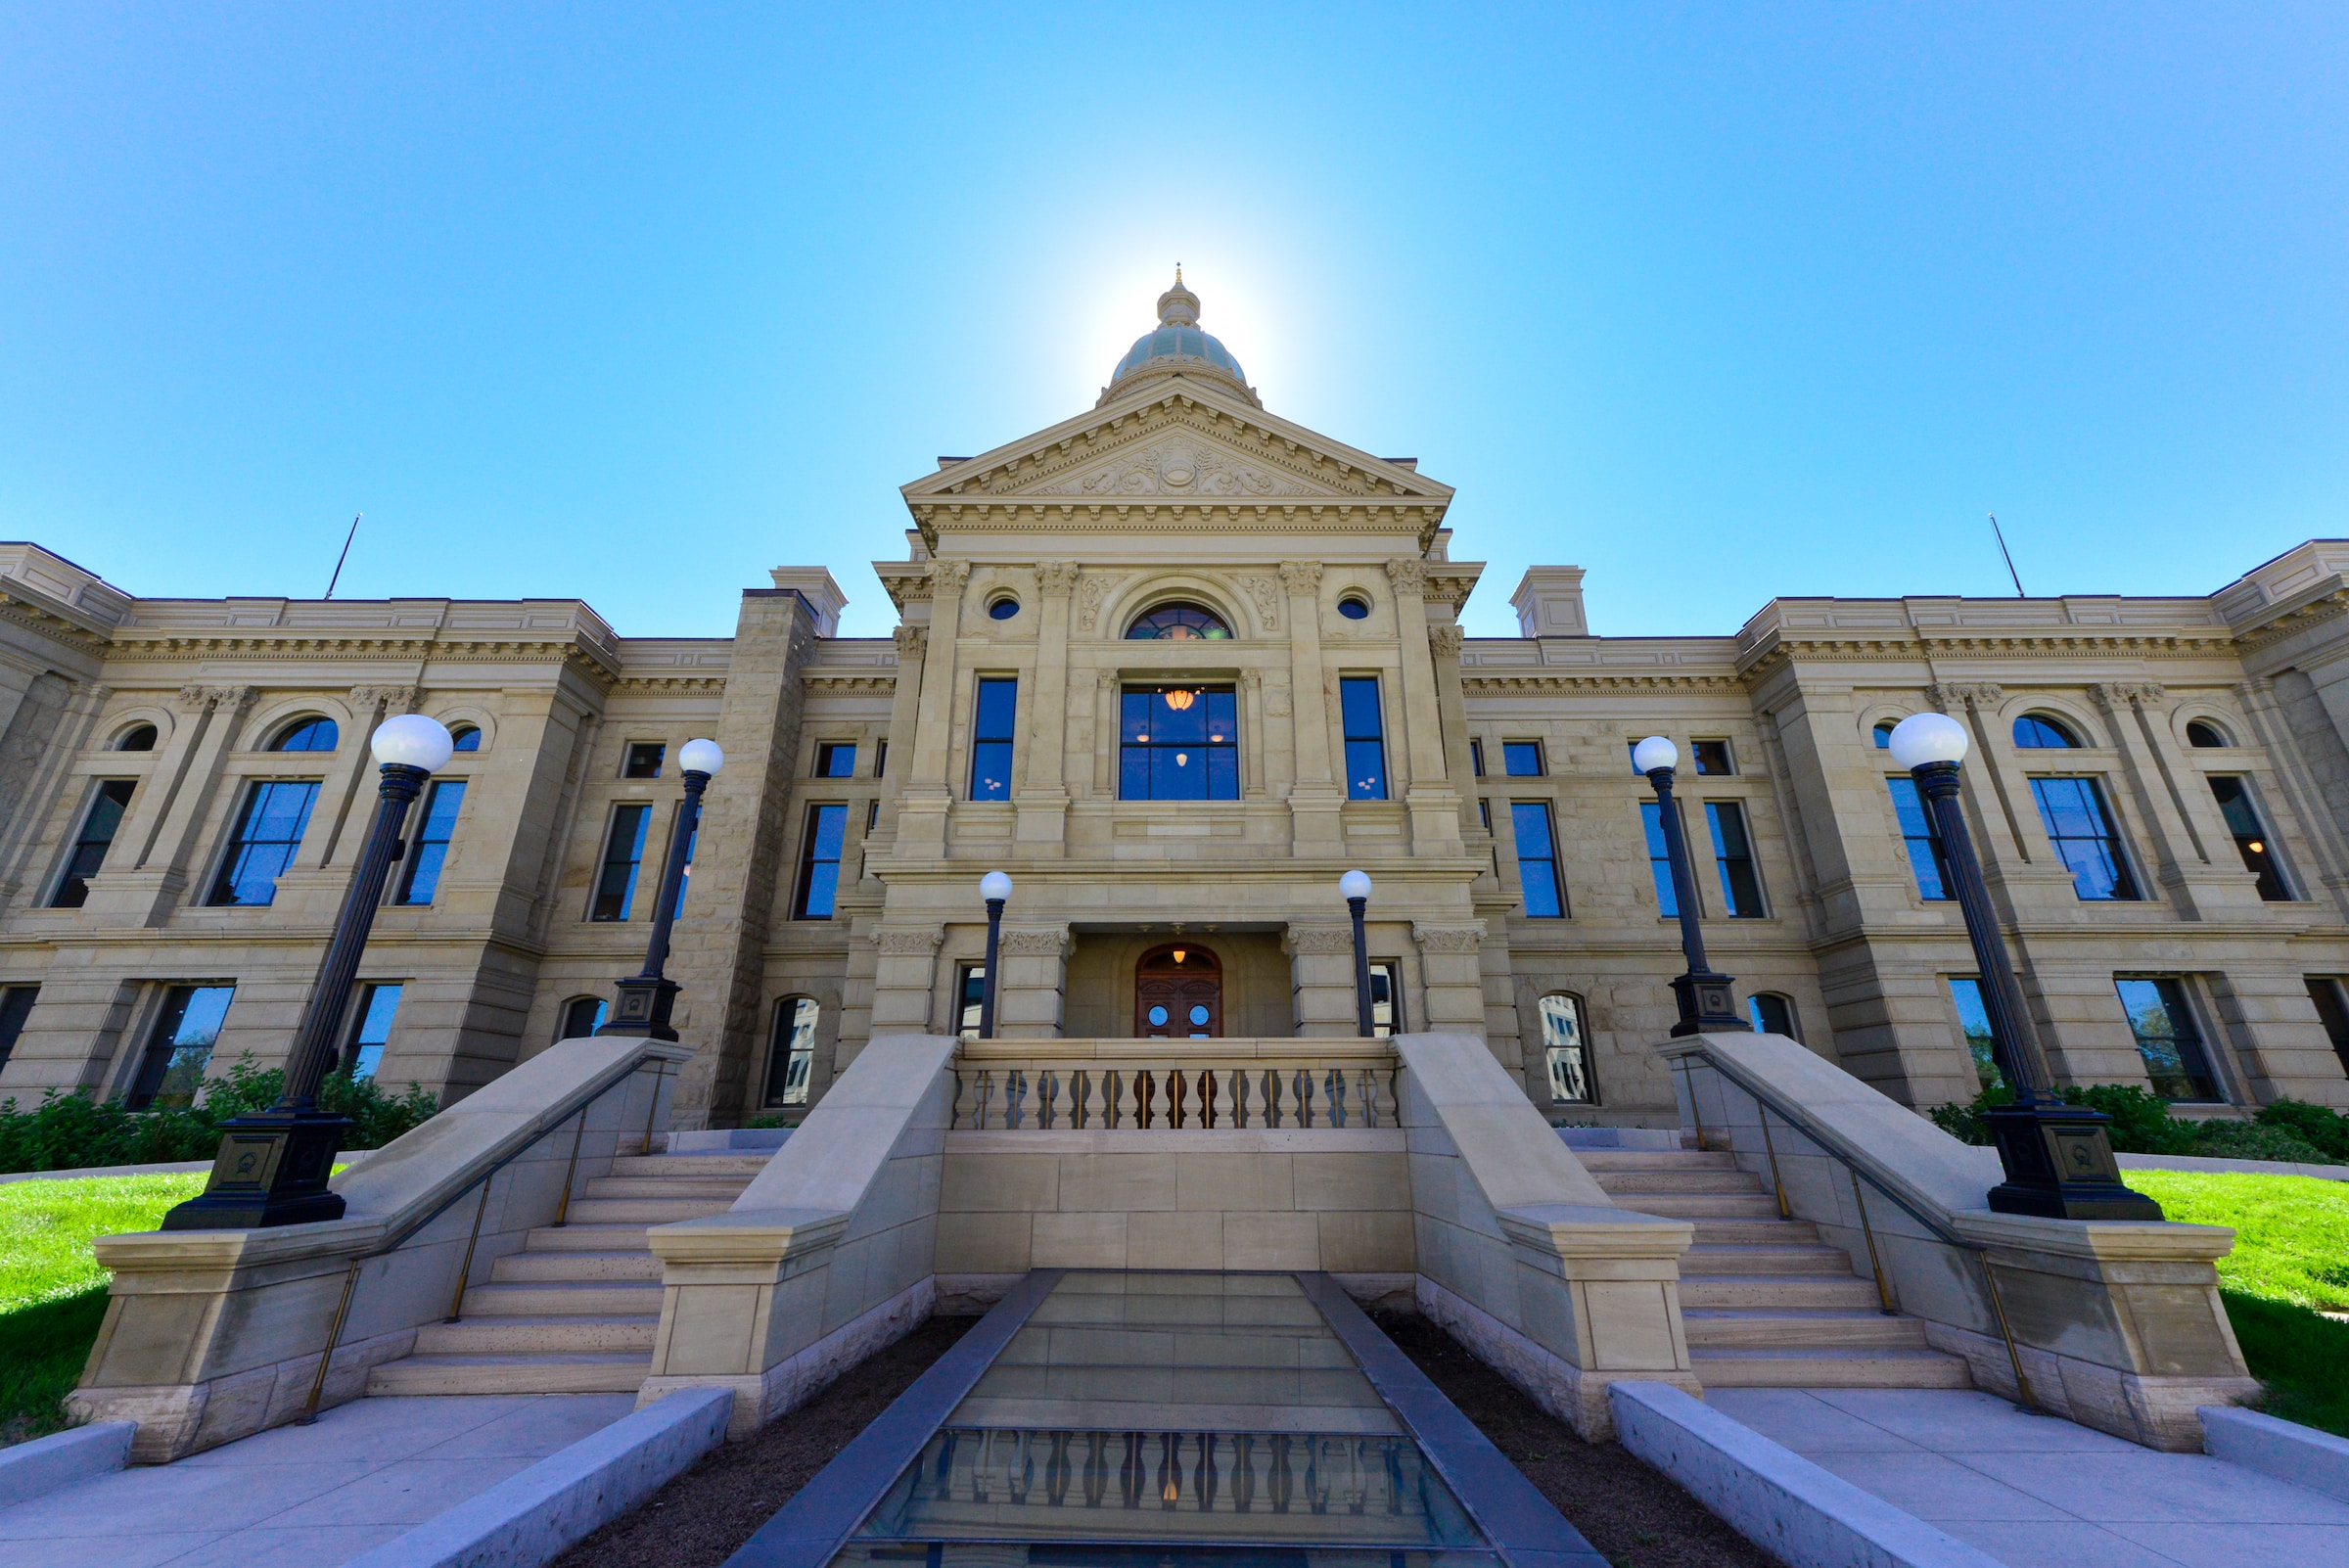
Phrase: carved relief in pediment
[{"left": 1027, "top": 432, "right": 1346, "bottom": 500}]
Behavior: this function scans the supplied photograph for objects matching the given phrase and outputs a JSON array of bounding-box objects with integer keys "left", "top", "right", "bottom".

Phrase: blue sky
[{"left": 3, "top": 5, "right": 2343, "bottom": 640}]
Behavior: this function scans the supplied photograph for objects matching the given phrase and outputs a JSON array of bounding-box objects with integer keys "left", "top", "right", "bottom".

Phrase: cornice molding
[
  {"left": 103, "top": 632, "right": 623, "bottom": 684},
  {"left": 801, "top": 674, "right": 897, "bottom": 698},
  {"left": 1462, "top": 673, "right": 1746, "bottom": 698},
  {"left": 1412, "top": 922, "right": 1487, "bottom": 954}
]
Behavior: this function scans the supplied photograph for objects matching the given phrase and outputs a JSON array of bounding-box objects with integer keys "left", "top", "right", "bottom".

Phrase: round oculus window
[
  {"left": 988, "top": 598, "right": 1020, "bottom": 621},
  {"left": 1188, "top": 1004, "right": 1210, "bottom": 1027},
  {"left": 1148, "top": 1005, "right": 1170, "bottom": 1027},
  {"left": 1338, "top": 596, "right": 1371, "bottom": 620}
]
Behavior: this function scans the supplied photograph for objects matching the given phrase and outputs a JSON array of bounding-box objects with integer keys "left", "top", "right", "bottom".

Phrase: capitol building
[{"left": 5, "top": 273, "right": 2349, "bottom": 1130}]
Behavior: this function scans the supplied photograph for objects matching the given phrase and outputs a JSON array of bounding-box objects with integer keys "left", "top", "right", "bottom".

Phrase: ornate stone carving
[
  {"left": 1412, "top": 923, "right": 1487, "bottom": 954},
  {"left": 1040, "top": 434, "right": 1284, "bottom": 498},
  {"left": 1927, "top": 682, "right": 2004, "bottom": 714},
  {"left": 1384, "top": 558, "right": 1431, "bottom": 595},
  {"left": 1075, "top": 573, "right": 1126, "bottom": 632},
  {"left": 1036, "top": 561, "right": 1081, "bottom": 596},
  {"left": 997, "top": 925, "right": 1074, "bottom": 957},
  {"left": 894, "top": 625, "right": 928, "bottom": 662},
  {"left": 1282, "top": 925, "right": 1358, "bottom": 956},
  {"left": 1427, "top": 624, "right": 1464, "bottom": 659},
  {"left": 1240, "top": 576, "right": 1282, "bottom": 631},
  {"left": 348, "top": 685, "right": 419, "bottom": 715},
  {"left": 175, "top": 683, "right": 255, "bottom": 715},
  {"left": 2091, "top": 681, "right": 2168, "bottom": 710},
  {"left": 1278, "top": 561, "right": 1324, "bottom": 595},
  {"left": 928, "top": 560, "right": 972, "bottom": 596},
  {"left": 1265, "top": 680, "right": 1293, "bottom": 717},
  {"left": 872, "top": 926, "right": 944, "bottom": 956}
]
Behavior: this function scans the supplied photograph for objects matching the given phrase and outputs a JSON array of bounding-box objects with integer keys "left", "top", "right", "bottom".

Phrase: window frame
[
  {"left": 814, "top": 742, "right": 857, "bottom": 779},
  {"left": 765, "top": 995, "right": 821, "bottom": 1108},
  {"left": 968, "top": 677, "right": 1018, "bottom": 802},
  {"left": 341, "top": 982, "right": 402, "bottom": 1080},
  {"left": 955, "top": 962, "right": 988, "bottom": 1040},
  {"left": 1748, "top": 992, "right": 1799, "bottom": 1039},
  {"left": 2027, "top": 774, "right": 2141, "bottom": 901},
  {"left": 1509, "top": 800, "right": 1566, "bottom": 918},
  {"left": 1690, "top": 739, "right": 1735, "bottom": 776},
  {"left": 559, "top": 995, "right": 608, "bottom": 1040},
  {"left": 2304, "top": 977, "right": 2349, "bottom": 1080},
  {"left": 1119, "top": 683, "right": 1240, "bottom": 802},
  {"left": 1704, "top": 800, "right": 1766, "bottom": 918},
  {"left": 1538, "top": 992, "right": 1595, "bottom": 1106},
  {"left": 2114, "top": 976, "right": 2226, "bottom": 1103},
  {"left": 1885, "top": 775, "right": 1954, "bottom": 901},
  {"left": 125, "top": 984, "right": 235, "bottom": 1110},
  {"left": 792, "top": 803, "right": 850, "bottom": 920},
  {"left": 393, "top": 778, "right": 467, "bottom": 905},
  {"left": 206, "top": 777, "right": 323, "bottom": 907},
  {"left": 1945, "top": 977, "right": 2008, "bottom": 1092},
  {"left": 1339, "top": 675, "right": 1389, "bottom": 801},
  {"left": 1125, "top": 602, "right": 1234, "bottom": 641},
  {"left": 1501, "top": 740, "right": 1544, "bottom": 778},
  {"left": 1369, "top": 959, "right": 1404, "bottom": 1038},
  {"left": 51, "top": 778, "right": 137, "bottom": 908},
  {"left": 588, "top": 802, "right": 652, "bottom": 922},
  {"left": 1639, "top": 799, "right": 1687, "bottom": 918},
  {"left": 2208, "top": 775, "right": 2292, "bottom": 900},
  {"left": 622, "top": 742, "right": 666, "bottom": 779},
  {"left": 0, "top": 986, "right": 37, "bottom": 1076}
]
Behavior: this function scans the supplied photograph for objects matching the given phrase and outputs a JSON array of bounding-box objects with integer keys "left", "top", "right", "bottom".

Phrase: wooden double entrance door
[{"left": 1136, "top": 944, "right": 1221, "bottom": 1038}]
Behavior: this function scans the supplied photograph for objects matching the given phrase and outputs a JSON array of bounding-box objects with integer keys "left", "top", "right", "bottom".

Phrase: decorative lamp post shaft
[
  {"left": 1636, "top": 741, "right": 1750, "bottom": 1038},
  {"left": 1912, "top": 761, "right": 2045, "bottom": 1099},
  {"left": 979, "top": 898, "right": 1005, "bottom": 1039},
  {"left": 1349, "top": 896, "right": 1374, "bottom": 1038},
  {"left": 600, "top": 765, "right": 713, "bottom": 1042}
]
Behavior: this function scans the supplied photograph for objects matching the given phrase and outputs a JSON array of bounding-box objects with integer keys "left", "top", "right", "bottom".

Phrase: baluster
[
  {"left": 1205, "top": 1068, "right": 1225, "bottom": 1130},
  {"left": 1171, "top": 1069, "right": 1188, "bottom": 1130},
  {"left": 1009, "top": 1070, "right": 1030, "bottom": 1130},
  {"left": 1266, "top": 1067, "right": 1285, "bottom": 1129},
  {"left": 1049, "top": 1068, "right": 1075, "bottom": 1130},
  {"left": 1139, "top": 1069, "right": 1156, "bottom": 1130},
  {"left": 1070, "top": 1069, "right": 1090, "bottom": 1130},
  {"left": 1324, "top": 1068, "right": 1348, "bottom": 1129},
  {"left": 951, "top": 1070, "right": 974, "bottom": 1130},
  {"left": 1295, "top": 1067, "right": 1314, "bottom": 1129},
  {"left": 1372, "top": 1067, "right": 1398, "bottom": 1128}
]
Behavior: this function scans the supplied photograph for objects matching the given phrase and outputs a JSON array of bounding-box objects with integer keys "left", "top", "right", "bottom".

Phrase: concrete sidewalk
[
  {"left": 0, "top": 1393, "right": 634, "bottom": 1567},
  {"left": 1709, "top": 1386, "right": 2349, "bottom": 1568}
]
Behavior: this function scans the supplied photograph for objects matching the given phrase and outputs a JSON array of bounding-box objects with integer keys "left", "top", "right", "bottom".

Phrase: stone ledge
[
  {"left": 2201, "top": 1405, "right": 2349, "bottom": 1502},
  {"left": 944, "top": 1129, "right": 1405, "bottom": 1153},
  {"left": 0, "top": 1421, "right": 132, "bottom": 1507}
]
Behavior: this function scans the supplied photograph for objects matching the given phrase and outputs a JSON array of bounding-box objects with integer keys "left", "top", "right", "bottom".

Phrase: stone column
[
  {"left": 995, "top": 924, "right": 1074, "bottom": 1038},
  {"left": 1385, "top": 559, "right": 1462, "bottom": 855},
  {"left": 2235, "top": 674, "right": 2349, "bottom": 921},
  {"left": 868, "top": 925, "right": 946, "bottom": 1039},
  {"left": 1279, "top": 562, "right": 1342, "bottom": 850},
  {"left": 84, "top": 684, "right": 255, "bottom": 926},
  {"left": 1413, "top": 922, "right": 1494, "bottom": 1041},
  {"left": 1285, "top": 923, "right": 1359, "bottom": 1038},
  {"left": 2090, "top": 681, "right": 2240, "bottom": 918},
  {"left": 896, "top": 561, "right": 969, "bottom": 859},
  {"left": 0, "top": 678, "right": 109, "bottom": 909},
  {"left": 1017, "top": 563, "right": 1078, "bottom": 853},
  {"left": 1428, "top": 624, "right": 1482, "bottom": 842}
]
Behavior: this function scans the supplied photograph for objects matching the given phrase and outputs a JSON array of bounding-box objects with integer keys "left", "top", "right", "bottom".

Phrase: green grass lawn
[
  {"left": 2124, "top": 1168, "right": 2349, "bottom": 1436},
  {"left": 0, "top": 1173, "right": 204, "bottom": 1441}
]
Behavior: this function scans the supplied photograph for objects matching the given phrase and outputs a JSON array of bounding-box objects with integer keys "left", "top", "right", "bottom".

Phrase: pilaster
[
  {"left": 83, "top": 684, "right": 255, "bottom": 925},
  {"left": 994, "top": 923, "right": 1074, "bottom": 1038},
  {"left": 1014, "top": 563, "right": 1077, "bottom": 853},
  {"left": 867, "top": 924, "right": 945, "bottom": 1041},
  {"left": 1279, "top": 562, "right": 1343, "bottom": 850},
  {"left": 1285, "top": 923, "right": 1358, "bottom": 1038},
  {"left": 1385, "top": 559, "right": 1462, "bottom": 856}
]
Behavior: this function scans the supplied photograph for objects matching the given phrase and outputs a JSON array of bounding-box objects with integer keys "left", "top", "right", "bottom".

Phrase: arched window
[
  {"left": 272, "top": 716, "right": 340, "bottom": 753},
  {"left": 1749, "top": 992, "right": 1800, "bottom": 1039},
  {"left": 2186, "top": 719, "right": 2230, "bottom": 750},
  {"left": 1872, "top": 721, "right": 1897, "bottom": 750},
  {"left": 1539, "top": 993, "right": 1593, "bottom": 1104},
  {"left": 1126, "top": 602, "right": 1231, "bottom": 640},
  {"left": 766, "top": 996, "right": 820, "bottom": 1107},
  {"left": 115, "top": 723, "right": 158, "bottom": 752},
  {"left": 449, "top": 724, "right": 483, "bottom": 752},
  {"left": 559, "top": 995, "right": 606, "bottom": 1040},
  {"left": 2012, "top": 714, "right": 2078, "bottom": 750}
]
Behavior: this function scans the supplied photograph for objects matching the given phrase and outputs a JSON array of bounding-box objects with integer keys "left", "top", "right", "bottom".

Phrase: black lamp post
[
  {"left": 1635, "top": 735, "right": 1751, "bottom": 1037},
  {"left": 600, "top": 739, "right": 724, "bottom": 1041},
  {"left": 1889, "top": 713, "right": 2162, "bottom": 1221},
  {"left": 978, "top": 871, "right": 1010, "bottom": 1038},
  {"left": 162, "top": 714, "right": 455, "bottom": 1230},
  {"left": 1341, "top": 869, "right": 1375, "bottom": 1038}
]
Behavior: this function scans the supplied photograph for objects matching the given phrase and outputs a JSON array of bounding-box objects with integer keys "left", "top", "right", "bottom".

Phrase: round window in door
[{"left": 1137, "top": 944, "right": 1221, "bottom": 1038}]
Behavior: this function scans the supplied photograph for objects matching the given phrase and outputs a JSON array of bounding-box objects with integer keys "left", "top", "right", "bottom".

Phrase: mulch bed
[{"left": 557, "top": 1310, "right": 1775, "bottom": 1568}]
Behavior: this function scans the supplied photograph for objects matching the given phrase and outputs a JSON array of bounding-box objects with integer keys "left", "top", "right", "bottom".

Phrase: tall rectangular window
[
  {"left": 1369, "top": 960, "right": 1403, "bottom": 1038},
  {"left": 1706, "top": 802, "right": 1765, "bottom": 916},
  {"left": 874, "top": 739, "right": 888, "bottom": 777},
  {"left": 207, "top": 780, "right": 320, "bottom": 906},
  {"left": 766, "top": 996, "right": 820, "bottom": 1107},
  {"left": 1540, "top": 993, "right": 1593, "bottom": 1104},
  {"left": 1946, "top": 978, "right": 2007, "bottom": 1091},
  {"left": 1121, "top": 685, "right": 1238, "bottom": 801},
  {"left": 52, "top": 780, "right": 136, "bottom": 908},
  {"left": 127, "top": 985, "right": 234, "bottom": 1110},
  {"left": 1510, "top": 802, "right": 1565, "bottom": 918},
  {"left": 1886, "top": 777, "right": 1953, "bottom": 900},
  {"left": 793, "top": 804, "right": 848, "bottom": 919},
  {"left": 590, "top": 804, "right": 651, "bottom": 921},
  {"left": 2305, "top": 977, "right": 2349, "bottom": 1079},
  {"left": 1502, "top": 741, "right": 1543, "bottom": 777},
  {"left": 2210, "top": 777, "right": 2290, "bottom": 900},
  {"left": 969, "top": 678, "right": 1017, "bottom": 801},
  {"left": 342, "top": 983, "right": 401, "bottom": 1080},
  {"left": 2030, "top": 777, "right": 2140, "bottom": 900},
  {"left": 0, "top": 986, "right": 37, "bottom": 1076},
  {"left": 957, "top": 964, "right": 988, "bottom": 1039},
  {"left": 395, "top": 780, "right": 465, "bottom": 904},
  {"left": 1640, "top": 802, "right": 1681, "bottom": 917},
  {"left": 1469, "top": 739, "right": 1485, "bottom": 777},
  {"left": 1341, "top": 676, "right": 1388, "bottom": 800},
  {"left": 2115, "top": 977, "right": 2223, "bottom": 1101},
  {"left": 816, "top": 743, "right": 856, "bottom": 778}
]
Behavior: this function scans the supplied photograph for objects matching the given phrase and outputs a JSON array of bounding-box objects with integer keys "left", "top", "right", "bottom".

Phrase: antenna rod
[
  {"left": 1989, "top": 513, "right": 2025, "bottom": 597},
  {"left": 325, "top": 513, "right": 362, "bottom": 600}
]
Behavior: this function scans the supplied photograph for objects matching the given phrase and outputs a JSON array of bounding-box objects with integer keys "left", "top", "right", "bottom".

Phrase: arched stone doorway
[{"left": 1136, "top": 944, "right": 1221, "bottom": 1038}]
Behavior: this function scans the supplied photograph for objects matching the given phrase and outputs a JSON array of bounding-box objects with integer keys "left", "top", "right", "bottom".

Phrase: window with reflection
[
  {"left": 766, "top": 996, "right": 820, "bottom": 1107},
  {"left": 2013, "top": 715, "right": 2080, "bottom": 749},
  {"left": 1885, "top": 776, "right": 1953, "bottom": 899},
  {"left": 794, "top": 804, "right": 848, "bottom": 919},
  {"left": 1370, "top": 960, "right": 1403, "bottom": 1038},
  {"left": 2210, "top": 777, "right": 2290, "bottom": 899},
  {"left": 449, "top": 725, "right": 482, "bottom": 752},
  {"left": 52, "top": 780, "right": 136, "bottom": 907},
  {"left": 273, "top": 716, "right": 339, "bottom": 752},
  {"left": 969, "top": 678, "right": 1017, "bottom": 801},
  {"left": 127, "top": 985, "right": 235, "bottom": 1110},
  {"left": 1341, "top": 676, "right": 1388, "bottom": 800},
  {"left": 1511, "top": 802, "right": 1565, "bottom": 918},
  {"left": 207, "top": 780, "right": 320, "bottom": 905},
  {"left": 1748, "top": 992, "right": 1798, "bottom": 1039},
  {"left": 395, "top": 781, "right": 465, "bottom": 904},
  {"left": 1121, "top": 685, "right": 1237, "bottom": 801},
  {"left": 560, "top": 995, "right": 607, "bottom": 1039},
  {"left": 2115, "top": 978, "right": 2223, "bottom": 1101},
  {"left": 1126, "top": 602, "right": 1231, "bottom": 640},
  {"left": 2029, "top": 777, "right": 2139, "bottom": 899},
  {"left": 1946, "top": 978, "right": 2007, "bottom": 1092},
  {"left": 342, "top": 983, "right": 401, "bottom": 1080},
  {"left": 1540, "top": 993, "right": 1593, "bottom": 1104}
]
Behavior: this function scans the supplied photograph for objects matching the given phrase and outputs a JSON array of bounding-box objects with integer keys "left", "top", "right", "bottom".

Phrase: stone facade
[{"left": 7, "top": 279, "right": 2349, "bottom": 1129}]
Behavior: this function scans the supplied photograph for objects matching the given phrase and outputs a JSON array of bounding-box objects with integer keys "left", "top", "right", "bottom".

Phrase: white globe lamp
[
  {"left": 370, "top": 714, "right": 454, "bottom": 773},
  {"left": 679, "top": 737, "right": 725, "bottom": 776},
  {"left": 1339, "top": 869, "right": 1372, "bottom": 902},
  {"left": 981, "top": 871, "right": 1013, "bottom": 903},
  {"left": 1632, "top": 735, "right": 1678, "bottom": 774},
  {"left": 1888, "top": 713, "right": 1969, "bottom": 770}
]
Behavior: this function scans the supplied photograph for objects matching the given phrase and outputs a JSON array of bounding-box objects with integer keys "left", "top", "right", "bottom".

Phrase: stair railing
[
  {"left": 1670, "top": 1053, "right": 2037, "bottom": 1411},
  {"left": 297, "top": 1055, "right": 671, "bottom": 1424}
]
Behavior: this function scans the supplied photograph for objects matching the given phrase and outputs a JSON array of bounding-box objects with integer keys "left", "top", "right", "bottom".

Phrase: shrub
[
  {"left": 1922, "top": 1082, "right": 2344, "bottom": 1165},
  {"left": 2190, "top": 1120, "right": 2340, "bottom": 1166},
  {"left": 2253, "top": 1098, "right": 2349, "bottom": 1162}
]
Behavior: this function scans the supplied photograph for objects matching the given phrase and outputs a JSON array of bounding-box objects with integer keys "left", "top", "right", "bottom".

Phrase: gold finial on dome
[{"left": 1157, "top": 267, "right": 1201, "bottom": 329}]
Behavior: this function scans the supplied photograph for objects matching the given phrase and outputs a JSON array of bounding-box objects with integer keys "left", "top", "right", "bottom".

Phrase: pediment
[{"left": 1024, "top": 426, "right": 1351, "bottom": 500}]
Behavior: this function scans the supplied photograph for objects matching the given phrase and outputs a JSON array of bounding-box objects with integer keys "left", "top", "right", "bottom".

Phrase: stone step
[
  {"left": 525, "top": 1222, "right": 653, "bottom": 1252},
  {"left": 578, "top": 1176, "right": 755, "bottom": 1201},
  {"left": 1677, "top": 1275, "right": 1884, "bottom": 1311},
  {"left": 367, "top": 1353, "right": 650, "bottom": 1397},
  {"left": 491, "top": 1248, "right": 663, "bottom": 1283},
  {"left": 1690, "top": 1347, "right": 1973, "bottom": 1389},
  {"left": 609, "top": 1154, "right": 775, "bottom": 1178},
  {"left": 413, "top": 1314, "right": 659, "bottom": 1357},
  {"left": 1688, "top": 1218, "right": 1820, "bottom": 1246},
  {"left": 1575, "top": 1150, "right": 1739, "bottom": 1172},
  {"left": 1612, "top": 1192, "right": 1782, "bottom": 1220},
  {"left": 455, "top": 1280, "right": 664, "bottom": 1317},
  {"left": 1683, "top": 1243, "right": 1859, "bottom": 1275},
  {"left": 1592, "top": 1170, "right": 1764, "bottom": 1195},
  {"left": 559, "top": 1196, "right": 735, "bottom": 1224},
  {"left": 1682, "top": 1309, "right": 1928, "bottom": 1351}
]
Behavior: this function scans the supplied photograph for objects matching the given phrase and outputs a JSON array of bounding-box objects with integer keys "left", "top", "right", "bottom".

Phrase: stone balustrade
[{"left": 949, "top": 1038, "right": 1398, "bottom": 1131}]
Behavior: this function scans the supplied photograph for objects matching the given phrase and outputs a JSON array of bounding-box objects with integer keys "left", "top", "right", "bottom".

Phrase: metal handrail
[
  {"left": 296, "top": 1056, "right": 667, "bottom": 1423},
  {"left": 1670, "top": 1051, "right": 2038, "bottom": 1410}
]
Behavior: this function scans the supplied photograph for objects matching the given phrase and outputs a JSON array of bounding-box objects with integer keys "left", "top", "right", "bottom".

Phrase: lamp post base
[
  {"left": 596, "top": 975, "right": 681, "bottom": 1041},
  {"left": 1668, "top": 972, "right": 1752, "bottom": 1038},
  {"left": 160, "top": 1109, "right": 352, "bottom": 1230},
  {"left": 1983, "top": 1101, "right": 2166, "bottom": 1221}
]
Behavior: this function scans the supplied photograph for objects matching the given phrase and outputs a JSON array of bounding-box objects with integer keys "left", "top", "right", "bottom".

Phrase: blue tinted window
[
  {"left": 1120, "top": 686, "right": 1238, "bottom": 801},
  {"left": 207, "top": 780, "right": 320, "bottom": 905},
  {"left": 970, "top": 679, "right": 1017, "bottom": 801},
  {"left": 273, "top": 716, "right": 339, "bottom": 752},
  {"left": 1707, "top": 802, "right": 1765, "bottom": 916},
  {"left": 795, "top": 804, "right": 849, "bottom": 919},
  {"left": 816, "top": 743, "right": 856, "bottom": 778},
  {"left": 1640, "top": 801, "right": 1679, "bottom": 917},
  {"left": 2116, "top": 978, "right": 2222, "bottom": 1101},
  {"left": 1886, "top": 777, "right": 1952, "bottom": 900},
  {"left": 1511, "top": 802, "right": 1564, "bottom": 918},
  {"left": 2013, "top": 715, "right": 2078, "bottom": 749},
  {"left": 395, "top": 780, "right": 465, "bottom": 904},
  {"left": 2030, "top": 776, "right": 2139, "bottom": 899},
  {"left": 1502, "top": 742, "right": 1543, "bottom": 777},
  {"left": 1341, "top": 677, "right": 1388, "bottom": 800},
  {"left": 1947, "top": 978, "right": 2006, "bottom": 1092},
  {"left": 126, "top": 984, "right": 235, "bottom": 1109},
  {"left": 345, "top": 983, "right": 401, "bottom": 1081},
  {"left": 590, "top": 804, "right": 650, "bottom": 920},
  {"left": 449, "top": 725, "right": 482, "bottom": 752}
]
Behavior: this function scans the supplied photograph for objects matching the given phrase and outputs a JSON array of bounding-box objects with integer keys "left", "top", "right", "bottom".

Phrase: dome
[{"left": 1100, "top": 270, "right": 1259, "bottom": 408}]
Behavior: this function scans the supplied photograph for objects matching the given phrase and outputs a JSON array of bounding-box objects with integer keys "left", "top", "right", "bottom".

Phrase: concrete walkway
[
  {"left": 0, "top": 1394, "right": 635, "bottom": 1567},
  {"left": 1709, "top": 1386, "right": 2349, "bottom": 1568}
]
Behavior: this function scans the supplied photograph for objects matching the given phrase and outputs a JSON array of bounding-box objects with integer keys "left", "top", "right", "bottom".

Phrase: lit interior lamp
[{"left": 1165, "top": 688, "right": 1195, "bottom": 711}]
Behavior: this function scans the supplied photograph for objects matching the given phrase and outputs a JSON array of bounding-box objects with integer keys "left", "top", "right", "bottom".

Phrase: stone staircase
[
  {"left": 366, "top": 1153, "right": 768, "bottom": 1396},
  {"left": 1579, "top": 1146, "right": 1971, "bottom": 1389}
]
